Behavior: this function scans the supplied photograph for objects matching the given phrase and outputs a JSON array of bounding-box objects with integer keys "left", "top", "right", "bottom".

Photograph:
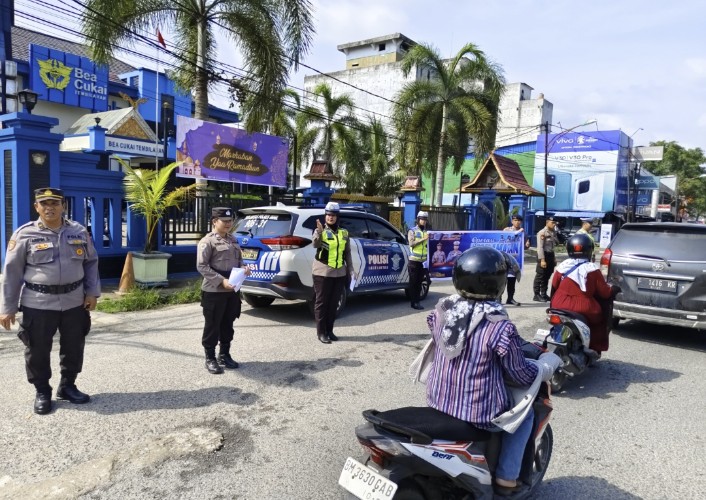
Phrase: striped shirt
[{"left": 426, "top": 312, "right": 538, "bottom": 430}]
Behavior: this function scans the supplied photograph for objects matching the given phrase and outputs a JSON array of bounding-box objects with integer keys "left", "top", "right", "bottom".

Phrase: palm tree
[
  {"left": 393, "top": 42, "right": 505, "bottom": 206},
  {"left": 298, "top": 82, "right": 358, "bottom": 176},
  {"left": 81, "top": 0, "right": 314, "bottom": 124},
  {"left": 344, "top": 117, "right": 404, "bottom": 197}
]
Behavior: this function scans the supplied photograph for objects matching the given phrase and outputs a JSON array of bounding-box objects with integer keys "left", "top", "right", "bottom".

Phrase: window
[
  {"left": 338, "top": 216, "right": 370, "bottom": 239},
  {"left": 378, "top": 43, "right": 386, "bottom": 51},
  {"left": 367, "top": 220, "right": 406, "bottom": 244},
  {"left": 234, "top": 213, "right": 293, "bottom": 237}
]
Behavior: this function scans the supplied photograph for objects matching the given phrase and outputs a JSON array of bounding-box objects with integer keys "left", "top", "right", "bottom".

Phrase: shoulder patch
[
  {"left": 199, "top": 243, "right": 208, "bottom": 250},
  {"left": 540, "top": 235, "right": 545, "bottom": 240},
  {"left": 7, "top": 239, "right": 16, "bottom": 251}
]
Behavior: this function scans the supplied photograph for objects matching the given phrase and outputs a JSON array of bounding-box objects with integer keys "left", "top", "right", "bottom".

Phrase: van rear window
[
  {"left": 234, "top": 214, "right": 293, "bottom": 237},
  {"left": 611, "top": 229, "right": 706, "bottom": 261}
]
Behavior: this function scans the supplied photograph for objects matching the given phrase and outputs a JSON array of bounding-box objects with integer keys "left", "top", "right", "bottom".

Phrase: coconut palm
[
  {"left": 393, "top": 42, "right": 505, "bottom": 206},
  {"left": 121, "top": 160, "right": 196, "bottom": 252},
  {"left": 81, "top": 0, "right": 314, "bottom": 123},
  {"left": 344, "top": 117, "right": 404, "bottom": 197},
  {"left": 298, "top": 82, "right": 358, "bottom": 176}
]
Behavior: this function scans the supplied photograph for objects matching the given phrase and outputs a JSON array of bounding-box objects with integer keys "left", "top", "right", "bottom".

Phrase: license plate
[
  {"left": 637, "top": 277, "right": 677, "bottom": 293},
  {"left": 338, "top": 457, "right": 397, "bottom": 500},
  {"left": 241, "top": 248, "right": 259, "bottom": 261}
]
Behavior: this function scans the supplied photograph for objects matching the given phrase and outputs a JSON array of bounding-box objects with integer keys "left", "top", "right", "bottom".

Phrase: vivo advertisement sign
[
  {"left": 29, "top": 44, "right": 109, "bottom": 112},
  {"left": 533, "top": 130, "right": 630, "bottom": 214}
]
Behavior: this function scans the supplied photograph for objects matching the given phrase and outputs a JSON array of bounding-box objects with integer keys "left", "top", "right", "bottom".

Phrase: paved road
[{"left": 0, "top": 267, "right": 704, "bottom": 499}]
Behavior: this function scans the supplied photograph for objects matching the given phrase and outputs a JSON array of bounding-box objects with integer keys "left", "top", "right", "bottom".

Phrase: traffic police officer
[
  {"left": 0, "top": 188, "right": 100, "bottom": 415},
  {"left": 197, "top": 207, "right": 250, "bottom": 374},
  {"left": 407, "top": 210, "right": 429, "bottom": 310},
  {"left": 503, "top": 214, "right": 530, "bottom": 306},
  {"left": 533, "top": 216, "right": 559, "bottom": 302},
  {"left": 312, "top": 202, "right": 354, "bottom": 344}
]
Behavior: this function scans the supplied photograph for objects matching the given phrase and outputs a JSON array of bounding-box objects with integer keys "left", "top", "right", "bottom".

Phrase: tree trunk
[
  {"left": 434, "top": 104, "right": 448, "bottom": 207},
  {"left": 194, "top": 18, "right": 209, "bottom": 120}
]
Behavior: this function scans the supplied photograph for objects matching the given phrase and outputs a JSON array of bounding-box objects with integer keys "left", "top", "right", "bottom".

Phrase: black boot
[
  {"left": 411, "top": 302, "right": 424, "bottom": 310},
  {"left": 57, "top": 376, "right": 90, "bottom": 404},
  {"left": 327, "top": 331, "right": 339, "bottom": 341},
  {"left": 317, "top": 331, "right": 331, "bottom": 344},
  {"left": 205, "top": 348, "right": 224, "bottom": 374},
  {"left": 34, "top": 383, "right": 52, "bottom": 415},
  {"left": 218, "top": 344, "right": 239, "bottom": 369}
]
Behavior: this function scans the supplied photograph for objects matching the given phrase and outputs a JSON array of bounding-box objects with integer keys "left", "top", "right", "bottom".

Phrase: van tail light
[
  {"left": 259, "top": 236, "right": 311, "bottom": 250},
  {"left": 600, "top": 248, "right": 612, "bottom": 278}
]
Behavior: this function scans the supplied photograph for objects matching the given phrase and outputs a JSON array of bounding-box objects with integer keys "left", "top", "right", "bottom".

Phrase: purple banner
[{"left": 175, "top": 115, "right": 288, "bottom": 187}]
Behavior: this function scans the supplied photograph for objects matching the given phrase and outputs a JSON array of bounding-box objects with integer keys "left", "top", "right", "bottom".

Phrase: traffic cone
[{"left": 117, "top": 251, "right": 135, "bottom": 294}]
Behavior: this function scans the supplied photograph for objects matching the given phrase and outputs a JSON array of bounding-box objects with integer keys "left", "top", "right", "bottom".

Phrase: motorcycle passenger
[
  {"left": 312, "top": 202, "right": 354, "bottom": 344},
  {"left": 407, "top": 211, "right": 430, "bottom": 310},
  {"left": 549, "top": 233, "right": 619, "bottom": 353},
  {"left": 425, "top": 246, "right": 562, "bottom": 493}
]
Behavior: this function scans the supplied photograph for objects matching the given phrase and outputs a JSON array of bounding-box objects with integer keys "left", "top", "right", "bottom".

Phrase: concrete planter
[{"left": 131, "top": 251, "right": 172, "bottom": 287}]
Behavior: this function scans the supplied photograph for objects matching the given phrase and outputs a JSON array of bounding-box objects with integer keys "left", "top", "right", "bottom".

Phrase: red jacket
[{"left": 550, "top": 267, "right": 613, "bottom": 352}]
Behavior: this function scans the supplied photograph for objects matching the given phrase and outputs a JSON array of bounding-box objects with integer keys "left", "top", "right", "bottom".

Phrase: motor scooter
[{"left": 338, "top": 343, "right": 554, "bottom": 500}]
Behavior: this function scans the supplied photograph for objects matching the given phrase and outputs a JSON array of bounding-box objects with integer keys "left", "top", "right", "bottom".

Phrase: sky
[{"left": 12, "top": 0, "right": 706, "bottom": 153}]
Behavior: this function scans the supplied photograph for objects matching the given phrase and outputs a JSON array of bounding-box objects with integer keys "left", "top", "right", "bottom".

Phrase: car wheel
[
  {"left": 241, "top": 293, "right": 275, "bottom": 308},
  {"left": 308, "top": 286, "right": 347, "bottom": 318},
  {"left": 404, "top": 275, "right": 431, "bottom": 301}
]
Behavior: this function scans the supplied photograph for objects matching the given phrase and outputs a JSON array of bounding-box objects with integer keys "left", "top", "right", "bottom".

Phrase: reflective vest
[
  {"left": 410, "top": 227, "right": 428, "bottom": 261},
  {"left": 316, "top": 228, "right": 348, "bottom": 268}
]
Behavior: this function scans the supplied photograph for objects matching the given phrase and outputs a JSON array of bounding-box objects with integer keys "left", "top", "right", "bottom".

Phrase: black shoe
[
  {"left": 34, "top": 392, "right": 52, "bottom": 415},
  {"left": 56, "top": 385, "right": 90, "bottom": 404},
  {"left": 327, "top": 332, "right": 339, "bottom": 341},
  {"left": 506, "top": 299, "right": 521, "bottom": 306},
  {"left": 541, "top": 294, "right": 551, "bottom": 302},
  {"left": 411, "top": 303, "right": 424, "bottom": 310},
  {"left": 533, "top": 294, "right": 544, "bottom": 302},
  {"left": 317, "top": 332, "right": 332, "bottom": 344},
  {"left": 218, "top": 353, "right": 239, "bottom": 369},
  {"left": 205, "top": 358, "right": 224, "bottom": 374}
]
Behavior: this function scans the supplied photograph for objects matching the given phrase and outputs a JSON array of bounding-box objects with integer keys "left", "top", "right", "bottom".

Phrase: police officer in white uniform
[
  {"left": 533, "top": 216, "right": 559, "bottom": 302},
  {"left": 197, "top": 207, "right": 250, "bottom": 374},
  {"left": 407, "top": 211, "right": 429, "bottom": 310},
  {"left": 503, "top": 214, "right": 530, "bottom": 305},
  {"left": 0, "top": 188, "right": 100, "bottom": 415}
]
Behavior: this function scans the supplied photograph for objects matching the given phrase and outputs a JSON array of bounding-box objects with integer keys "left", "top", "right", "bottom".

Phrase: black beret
[
  {"left": 35, "top": 187, "right": 64, "bottom": 201},
  {"left": 511, "top": 214, "right": 522, "bottom": 220},
  {"left": 212, "top": 207, "right": 233, "bottom": 218},
  {"left": 546, "top": 216, "right": 557, "bottom": 222}
]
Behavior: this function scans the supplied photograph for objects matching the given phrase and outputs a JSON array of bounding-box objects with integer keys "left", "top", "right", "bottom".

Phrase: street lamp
[
  {"left": 542, "top": 119, "right": 598, "bottom": 216},
  {"left": 18, "top": 89, "right": 39, "bottom": 114}
]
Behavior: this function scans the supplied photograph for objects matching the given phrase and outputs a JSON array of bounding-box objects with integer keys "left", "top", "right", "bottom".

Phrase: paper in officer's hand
[
  {"left": 349, "top": 276, "right": 356, "bottom": 292},
  {"left": 229, "top": 267, "right": 246, "bottom": 291}
]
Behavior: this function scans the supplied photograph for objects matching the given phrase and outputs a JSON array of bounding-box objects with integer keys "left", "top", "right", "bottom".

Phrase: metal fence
[{"left": 424, "top": 206, "right": 467, "bottom": 231}]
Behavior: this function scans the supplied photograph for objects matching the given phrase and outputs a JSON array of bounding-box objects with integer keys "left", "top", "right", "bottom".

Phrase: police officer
[
  {"left": 533, "top": 216, "right": 559, "bottom": 302},
  {"left": 197, "top": 207, "right": 250, "bottom": 374},
  {"left": 312, "top": 202, "right": 354, "bottom": 344},
  {"left": 576, "top": 218, "right": 597, "bottom": 261},
  {"left": 503, "top": 214, "right": 531, "bottom": 306},
  {"left": 0, "top": 188, "right": 100, "bottom": 415},
  {"left": 407, "top": 211, "right": 429, "bottom": 310}
]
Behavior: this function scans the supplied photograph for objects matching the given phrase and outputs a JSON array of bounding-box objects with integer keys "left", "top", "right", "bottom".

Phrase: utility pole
[{"left": 543, "top": 121, "right": 549, "bottom": 216}]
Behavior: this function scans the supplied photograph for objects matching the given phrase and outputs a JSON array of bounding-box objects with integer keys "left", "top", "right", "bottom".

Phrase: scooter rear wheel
[
  {"left": 393, "top": 480, "right": 426, "bottom": 500},
  {"left": 550, "top": 371, "right": 567, "bottom": 392},
  {"left": 527, "top": 424, "right": 554, "bottom": 495}
]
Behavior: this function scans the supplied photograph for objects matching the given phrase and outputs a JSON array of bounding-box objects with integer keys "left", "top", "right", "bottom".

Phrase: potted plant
[{"left": 121, "top": 159, "right": 195, "bottom": 286}]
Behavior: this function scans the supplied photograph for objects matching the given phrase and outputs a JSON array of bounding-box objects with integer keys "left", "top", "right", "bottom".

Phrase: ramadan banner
[
  {"left": 175, "top": 115, "right": 288, "bottom": 187},
  {"left": 427, "top": 230, "right": 526, "bottom": 281}
]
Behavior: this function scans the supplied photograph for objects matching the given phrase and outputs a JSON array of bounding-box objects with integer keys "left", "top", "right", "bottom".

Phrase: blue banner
[
  {"left": 427, "top": 231, "right": 525, "bottom": 280},
  {"left": 29, "top": 44, "right": 109, "bottom": 112},
  {"left": 536, "top": 130, "right": 622, "bottom": 154}
]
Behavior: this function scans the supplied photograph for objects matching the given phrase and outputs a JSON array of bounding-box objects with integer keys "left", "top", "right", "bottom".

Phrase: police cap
[
  {"left": 511, "top": 214, "right": 522, "bottom": 221},
  {"left": 580, "top": 217, "right": 593, "bottom": 223},
  {"left": 546, "top": 216, "right": 557, "bottom": 222},
  {"left": 34, "top": 188, "right": 64, "bottom": 202},
  {"left": 211, "top": 207, "right": 233, "bottom": 219}
]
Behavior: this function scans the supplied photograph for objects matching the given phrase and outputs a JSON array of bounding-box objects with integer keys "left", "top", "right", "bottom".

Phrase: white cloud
[{"left": 685, "top": 58, "right": 706, "bottom": 79}]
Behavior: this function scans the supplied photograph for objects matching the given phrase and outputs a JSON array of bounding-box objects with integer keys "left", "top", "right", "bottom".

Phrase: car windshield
[
  {"left": 234, "top": 213, "right": 293, "bottom": 237},
  {"left": 611, "top": 228, "right": 706, "bottom": 261}
]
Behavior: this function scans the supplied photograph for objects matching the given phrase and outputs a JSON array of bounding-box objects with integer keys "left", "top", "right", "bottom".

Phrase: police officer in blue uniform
[
  {"left": 0, "top": 188, "right": 100, "bottom": 415},
  {"left": 312, "top": 202, "right": 354, "bottom": 344},
  {"left": 197, "top": 207, "right": 250, "bottom": 374}
]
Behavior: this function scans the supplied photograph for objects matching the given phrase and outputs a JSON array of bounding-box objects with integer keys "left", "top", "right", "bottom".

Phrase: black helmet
[
  {"left": 566, "top": 233, "right": 593, "bottom": 260},
  {"left": 452, "top": 246, "right": 508, "bottom": 300}
]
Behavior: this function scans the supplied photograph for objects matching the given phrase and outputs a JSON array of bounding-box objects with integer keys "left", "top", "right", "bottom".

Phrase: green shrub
[{"left": 97, "top": 280, "right": 203, "bottom": 313}]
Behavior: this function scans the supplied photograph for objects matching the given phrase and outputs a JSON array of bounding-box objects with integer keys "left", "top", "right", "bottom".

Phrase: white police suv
[{"left": 233, "top": 204, "right": 429, "bottom": 315}]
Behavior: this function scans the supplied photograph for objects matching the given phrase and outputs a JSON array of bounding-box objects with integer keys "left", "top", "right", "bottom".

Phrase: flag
[{"left": 157, "top": 29, "right": 167, "bottom": 49}]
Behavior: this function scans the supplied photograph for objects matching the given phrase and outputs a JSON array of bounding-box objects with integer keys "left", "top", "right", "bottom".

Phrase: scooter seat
[
  {"left": 547, "top": 308, "right": 589, "bottom": 325},
  {"left": 369, "top": 407, "right": 491, "bottom": 443}
]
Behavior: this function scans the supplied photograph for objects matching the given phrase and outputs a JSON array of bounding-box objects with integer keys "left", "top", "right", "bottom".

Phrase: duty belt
[
  {"left": 213, "top": 269, "right": 230, "bottom": 278},
  {"left": 24, "top": 279, "right": 83, "bottom": 294}
]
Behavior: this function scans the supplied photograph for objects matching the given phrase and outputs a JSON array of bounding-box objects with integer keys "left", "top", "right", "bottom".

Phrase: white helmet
[
  {"left": 417, "top": 210, "right": 429, "bottom": 219},
  {"left": 325, "top": 202, "right": 340, "bottom": 214}
]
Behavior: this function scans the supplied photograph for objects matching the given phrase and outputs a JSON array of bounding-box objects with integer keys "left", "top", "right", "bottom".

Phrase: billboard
[
  {"left": 532, "top": 130, "right": 631, "bottom": 214},
  {"left": 175, "top": 115, "right": 288, "bottom": 187},
  {"left": 29, "top": 44, "right": 109, "bottom": 112}
]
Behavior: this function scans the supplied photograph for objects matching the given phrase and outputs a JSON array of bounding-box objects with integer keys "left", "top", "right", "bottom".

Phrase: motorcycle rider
[
  {"left": 425, "top": 246, "right": 562, "bottom": 494},
  {"left": 549, "top": 233, "right": 619, "bottom": 353}
]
